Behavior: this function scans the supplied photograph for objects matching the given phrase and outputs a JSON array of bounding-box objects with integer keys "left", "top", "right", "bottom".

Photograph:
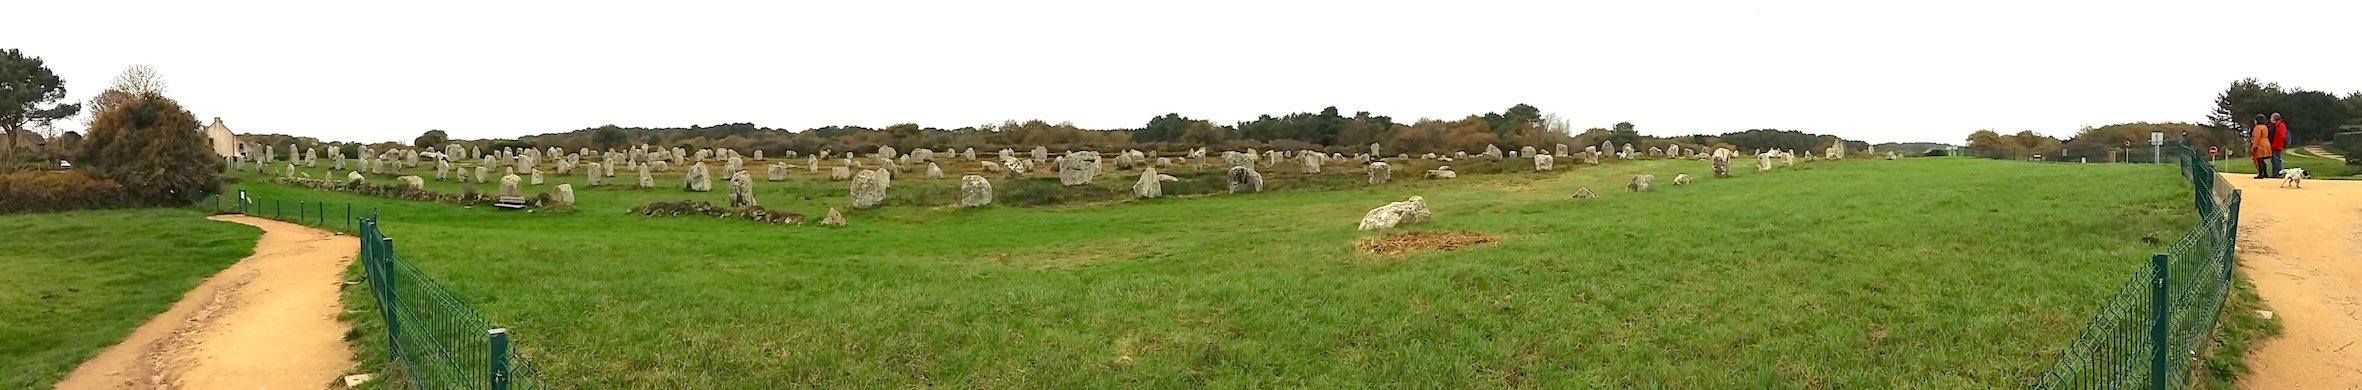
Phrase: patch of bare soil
[
  {"left": 2221, "top": 174, "right": 2362, "bottom": 389},
  {"left": 1356, "top": 230, "right": 1499, "bottom": 255},
  {"left": 54, "top": 215, "right": 359, "bottom": 390}
]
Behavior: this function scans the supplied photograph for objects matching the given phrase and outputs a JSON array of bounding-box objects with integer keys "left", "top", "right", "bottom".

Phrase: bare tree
[{"left": 109, "top": 65, "right": 168, "bottom": 96}]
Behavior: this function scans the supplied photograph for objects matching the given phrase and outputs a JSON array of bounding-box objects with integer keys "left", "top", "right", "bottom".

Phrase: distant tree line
[{"left": 233, "top": 104, "right": 1874, "bottom": 162}]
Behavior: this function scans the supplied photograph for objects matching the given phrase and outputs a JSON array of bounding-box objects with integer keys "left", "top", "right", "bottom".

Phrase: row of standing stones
[{"left": 243, "top": 141, "right": 1895, "bottom": 228}]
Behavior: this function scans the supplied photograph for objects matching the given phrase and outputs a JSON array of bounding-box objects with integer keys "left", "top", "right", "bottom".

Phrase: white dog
[{"left": 2280, "top": 168, "right": 2307, "bottom": 188}]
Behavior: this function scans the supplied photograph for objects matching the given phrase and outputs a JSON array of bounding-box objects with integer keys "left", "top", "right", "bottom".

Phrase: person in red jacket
[{"left": 2270, "top": 112, "right": 2289, "bottom": 177}]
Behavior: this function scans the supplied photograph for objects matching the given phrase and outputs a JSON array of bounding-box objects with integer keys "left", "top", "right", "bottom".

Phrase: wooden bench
[{"left": 493, "top": 196, "right": 529, "bottom": 210}]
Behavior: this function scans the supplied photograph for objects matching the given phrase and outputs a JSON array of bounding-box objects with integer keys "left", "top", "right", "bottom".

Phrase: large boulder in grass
[
  {"left": 397, "top": 175, "right": 425, "bottom": 191},
  {"left": 925, "top": 163, "right": 944, "bottom": 179},
  {"left": 551, "top": 184, "right": 575, "bottom": 205},
  {"left": 637, "top": 164, "right": 655, "bottom": 188},
  {"left": 822, "top": 207, "right": 846, "bottom": 227},
  {"left": 1058, "top": 151, "right": 1100, "bottom": 186},
  {"left": 1357, "top": 196, "right": 1431, "bottom": 231},
  {"left": 959, "top": 175, "right": 992, "bottom": 207},
  {"left": 1134, "top": 168, "right": 1164, "bottom": 199},
  {"left": 685, "top": 163, "right": 713, "bottom": 192},
  {"left": 768, "top": 163, "right": 788, "bottom": 181},
  {"left": 347, "top": 171, "right": 366, "bottom": 186},
  {"left": 850, "top": 169, "right": 887, "bottom": 209},
  {"left": 499, "top": 174, "right": 523, "bottom": 197},
  {"left": 829, "top": 166, "right": 852, "bottom": 181},
  {"left": 1226, "top": 166, "right": 1263, "bottom": 193},
  {"left": 728, "top": 171, "right": 757, "bottom": 207}
]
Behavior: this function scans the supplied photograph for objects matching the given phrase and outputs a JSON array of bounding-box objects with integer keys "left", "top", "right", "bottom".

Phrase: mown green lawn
[
  {"left": 0, "top": 208, "right": 260, "bottom": 389},
  {"left": 233, "top": 156, "right": 2192, "bottom": 388}
]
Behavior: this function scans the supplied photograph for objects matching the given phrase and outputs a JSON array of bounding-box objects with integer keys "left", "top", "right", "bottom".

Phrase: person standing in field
[
  {"left": 2252, "top": 114, "right": 2274, "bottom": 179},
  {"left": 2270, "top": 112, "right": 2289, "bottom": 176}
]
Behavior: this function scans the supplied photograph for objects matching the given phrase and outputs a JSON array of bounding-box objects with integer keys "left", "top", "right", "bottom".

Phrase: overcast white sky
[{"left": 9, "top": 0, "right": 2358, "bottom": 144}]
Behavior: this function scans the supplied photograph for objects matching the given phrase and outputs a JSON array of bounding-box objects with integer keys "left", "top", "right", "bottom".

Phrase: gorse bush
[
  {"left": 0, "top": 170, "right": 131, "bottom": 213},
  {"left": 77, "top": 93, "right": 221, "bottom": 206}
]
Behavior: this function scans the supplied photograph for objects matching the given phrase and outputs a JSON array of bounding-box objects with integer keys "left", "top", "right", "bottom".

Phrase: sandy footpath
[
  {"left": 53, "top": 215, "right": 358, "bottom": 390},
  {"left": 2224, "top": 175, "right": 2362, "bottom": 389}
]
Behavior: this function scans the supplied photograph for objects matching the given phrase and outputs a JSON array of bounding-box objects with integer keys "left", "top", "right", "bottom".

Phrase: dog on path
[{"left": 2280, "top": 168, "right": 2307, "bottom": 188}]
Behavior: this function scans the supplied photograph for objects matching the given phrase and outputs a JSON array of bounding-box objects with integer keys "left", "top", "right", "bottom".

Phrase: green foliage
[
  {"left": 2206, "top": 78, "right": 2353, "bottom": 144},
  {"left": 0, "top": 208, "right": 257, "bottom": 389},
  {"left": 0, "top": 170, "right": 131, "bottom": 213},
  {"left": 414, "top": 129, "right": 449, "bottom": 148},
  {"left": 1, "top": 48, "right": 83, "bottom": 171},
  {"left": 77, "top": 94, "right": 222, "bottom": 205}
]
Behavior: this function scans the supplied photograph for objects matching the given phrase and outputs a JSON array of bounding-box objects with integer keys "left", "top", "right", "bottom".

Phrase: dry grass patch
[{"left": 1355, "top": 230, "right": 1499, "bottom": 255}]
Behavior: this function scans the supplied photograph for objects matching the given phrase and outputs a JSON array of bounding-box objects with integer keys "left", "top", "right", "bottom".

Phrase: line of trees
[{"left": 2207, "top": 78, "right": 2359, "bottom": 145}]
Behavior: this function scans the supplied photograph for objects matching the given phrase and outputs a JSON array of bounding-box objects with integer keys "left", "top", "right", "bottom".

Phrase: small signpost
[{"left": 2151, "top": 131, "right": 2165, "bottom": 164}]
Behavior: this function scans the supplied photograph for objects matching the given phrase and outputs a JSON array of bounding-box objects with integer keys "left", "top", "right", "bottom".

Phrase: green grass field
[
  {"left": 0, "top": 209, "right": 260, "bottom": 389},
  {"left": 221, "top": 155, "right": 2215, "bottom": 388}
]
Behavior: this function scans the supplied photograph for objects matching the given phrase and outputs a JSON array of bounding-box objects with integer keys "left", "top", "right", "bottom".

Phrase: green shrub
[
  {"left": 76, "top": 94, "right": 222, "bottom": 206},
  {"left": 0, "top": 170, "right": 134, "bottom": 213}
]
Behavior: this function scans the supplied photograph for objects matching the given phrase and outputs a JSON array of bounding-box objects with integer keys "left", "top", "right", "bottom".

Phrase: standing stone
[
  {"left": 1757, "top": 152, "right": 1775, "bottom": 171},
  {"left": 1299, "top": 152, "right": 1322, "bottom": 174},
  {"left": 637, "top": 164, "right": 655, "bottom": 188},
  {"left": 728, "top": 171, "right": 757, "bottom": 207},
  {"left": 1356, "top": 196, "right": 1432, "bottom": 231},
  {"left": 725, "top": 156, "right": 743, "bottom": 175},
  {"left": 830, "top": 167, "right": 852, "bottom": 181},
  {"left": 1556, "top": 144, "right": 1569, "bottom": 156},
  {"left": 807, "top": 155, "right": 820, "bottom": 172},
  {"left": 850, "top": 170, "right": 887, "bottom": 209},
  {"left": 434, "top": 160, "right": 451, "bottom": 181},
  {"left": 652, "top": 160, "right": 669, "bottom": 172},
  {"left": 822, "top": 207, "right": 846, "bottom": 227},
  {"left": 1535, "top": 154, "right": 1555, "bottom": 171},
  {"left": 1058, "top": 151, "right": 1100, "bottom": 186},
  {"left": 767, "top": 163, "right": 788, "bottom": 181},
  {"left": 530, "top": 169, "right": 545, "bottom": 185},
  {"left": 1031, "top": 146, "right": 1049, "bottom": 161},
  {"left": 475, "top": 166, "right": 489, "bottom": 183},
  {"left": 1520, "top": 146, "right": 1538, "bottom": 157},
  {"left": 962, "top": 148, "right": 976, "bottom": 160},
  {"left": 1226, "top": 166, "right": 1264, "bottom": 193},
  {"left": 1134, "top": 168, "right": 1164, "bottom": 198},
  {"left": 1584, "top": 146, "right": 1602, "bottom": 164},
  {"left": 877, "top": 146, "right": 899, "bottom": 160},
  {"left": 1425, "top": 166, "right": 1458, "bottom": 179},
  {"left": 1783, "top": 151, "right": 1797, "bottom": 167},
  {"left": 1712, "top": 149, "right": 1733, "bottom": 178},
  {"left": 1628, "top": 174, "right": 1656, "bottom": 192},
  {"left": 685, "top": 163, "right": 713, "bottom": 192},
  {"left": 586, "top": 163, "right": 604, "bottom": 186},
  {"left": 959, "top": 175, "right": 992, "bottom": 207},
  {"left": 753, "top": 150, "right": 764, "bottom": 161},
  {"left": 396, "top": 175, "right": 424, "bottom": 191},
  {"left": 925, "top": 163, "right": 944, "bottom": 179},
  {"left": 551, "top": 184, "right": 575, "bottom": 205},
  {"left": 499, "top": 174, "right": 522, "bottom": 197},
  {"left": 1367, "top": 162, "right": 1391, "bottom": 184}
]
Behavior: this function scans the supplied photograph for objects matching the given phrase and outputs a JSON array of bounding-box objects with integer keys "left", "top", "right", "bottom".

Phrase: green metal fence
[
  {"left": 359, "top": 216, "right": 553, "bottom": 390},
  {"left": 2031, "top": 142, "right": 2242, "bottom": 390},
  {"left": 201, "top": 191, "right": 552, "bottom": 389}
]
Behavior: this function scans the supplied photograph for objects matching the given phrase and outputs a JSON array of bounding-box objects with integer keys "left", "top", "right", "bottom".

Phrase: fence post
[
  {"left": 275, "top": 199, "right": 282, "bottom": 219},
  {"left": 2226, "top": 190, "right": 2242, "bottom": 278},
  {"left": 2149, "top": 253, "right": 2170, "bottom": 390},
  {"left": 298, "top": 201, "right": 306, "bottom": 223},
  {"left": 345, "top": 203, "right": 351, "bottom": 231},
  {"left": 376, "top": 229, "right": 402, "bottom": 362},
  {"left": 489, "top": 328, "right": 512, "bottom": 390}
]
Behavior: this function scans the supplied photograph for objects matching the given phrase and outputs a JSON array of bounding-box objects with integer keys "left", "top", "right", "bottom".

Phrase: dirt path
[
  {"left": 53, "top": 215, "right": 359, "bottom": 390},
  {"left": 2225, "top": 174, "right": 2362, "bottom": 389}
]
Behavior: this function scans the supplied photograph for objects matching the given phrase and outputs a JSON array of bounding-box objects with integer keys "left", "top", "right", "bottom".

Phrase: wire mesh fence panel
[
  {"left": 2031, "top": 142, "right": 2240, "bottom": 390},
  {"left": 355, "top": 216, "right": 553, "bottom": 389}
]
